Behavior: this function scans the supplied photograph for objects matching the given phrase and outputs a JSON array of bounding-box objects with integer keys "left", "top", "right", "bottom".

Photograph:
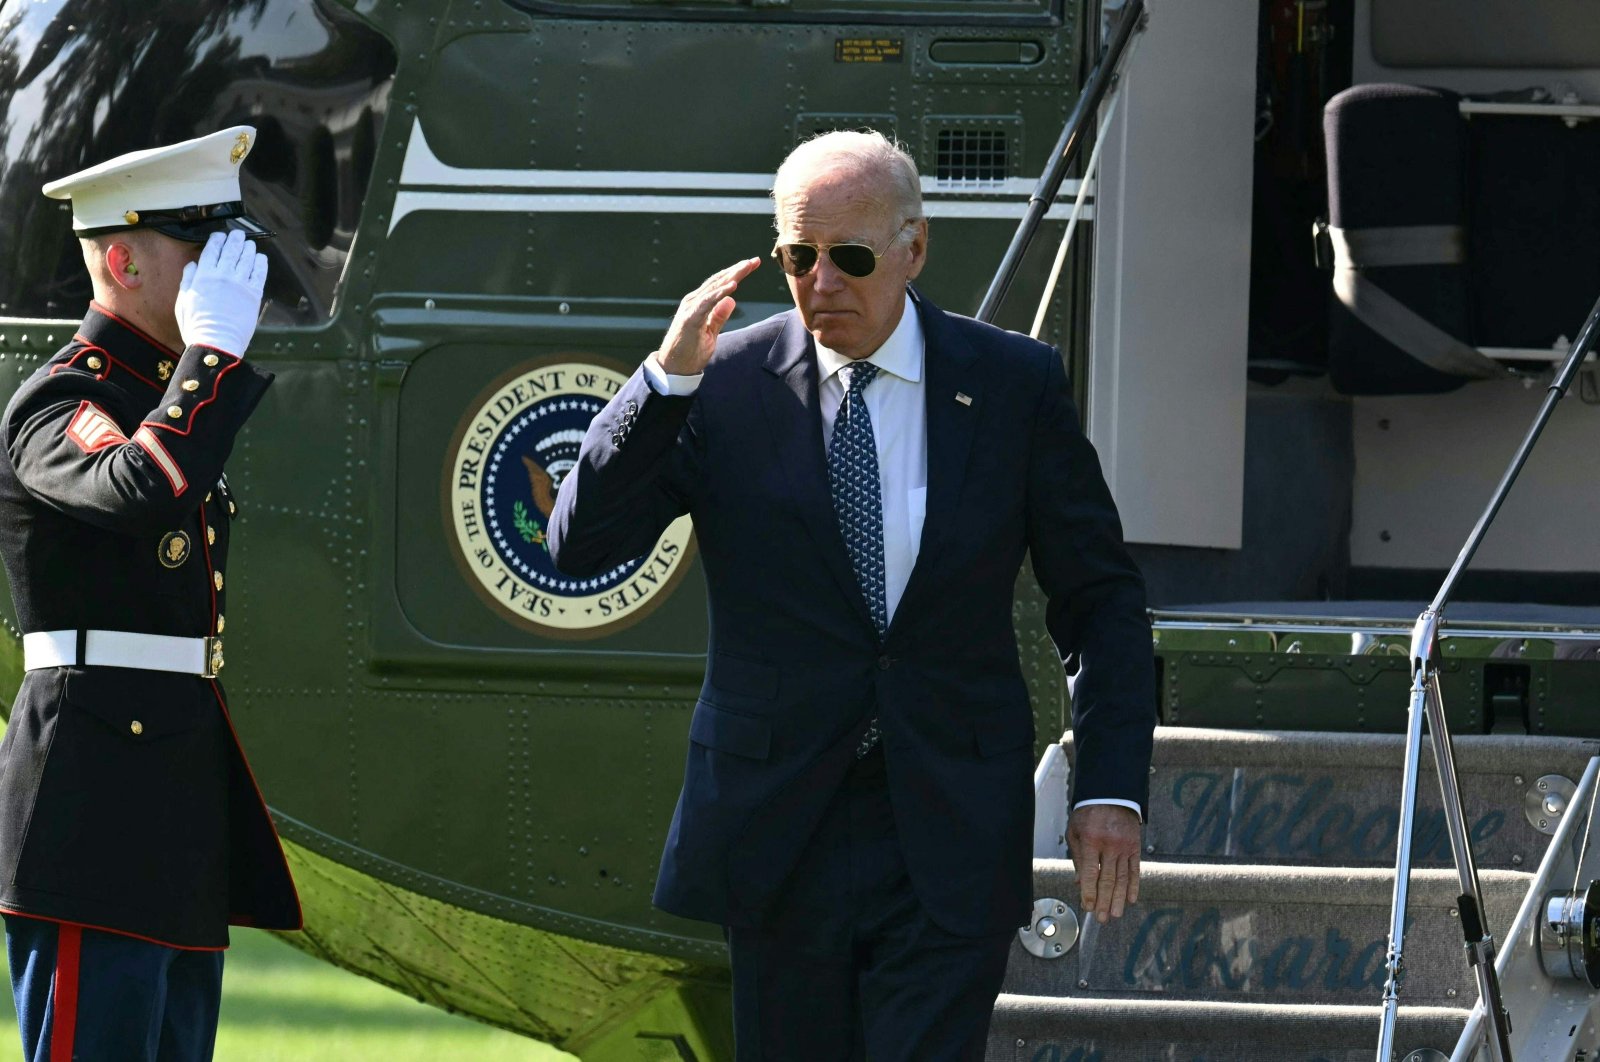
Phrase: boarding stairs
[{"left": 988, "top": 727, "right": 1600, "bottom": 1061}]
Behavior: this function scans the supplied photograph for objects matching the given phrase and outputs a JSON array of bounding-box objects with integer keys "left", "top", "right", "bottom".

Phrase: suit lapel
[
  {"left": 891, "top": 293, "right": 985, "bottom": 633},
  {"left": 757, "top": 314, "right": 877, "bottom": 634}
]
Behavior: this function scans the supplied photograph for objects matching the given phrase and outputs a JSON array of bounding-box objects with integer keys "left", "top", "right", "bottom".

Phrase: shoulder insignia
[
  {"left": 65, "top": 401, "right": 129, "bottom": 454},
  {"left": 158, "top": 530, "right": 191, "bottom": 568},
  {"left": 132, "top": 426, "right": 187, "bottom": 496}
]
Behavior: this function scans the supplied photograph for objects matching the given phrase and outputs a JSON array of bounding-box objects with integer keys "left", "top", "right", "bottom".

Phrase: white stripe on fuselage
[{"left": 389, "top": 121, "right": 1092, "bottom": 234}]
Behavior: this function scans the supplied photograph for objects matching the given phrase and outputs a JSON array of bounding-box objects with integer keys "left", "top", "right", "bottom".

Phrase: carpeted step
[
  {"left": 1061, "top": 727, "right": 1597, "bottom": 869},
  {"left": 985, "top": 997, "right": 1466, "bottom": 1062},
  {"left": 1005, "top": 861, "right": 1529, "bottom": 1007}
]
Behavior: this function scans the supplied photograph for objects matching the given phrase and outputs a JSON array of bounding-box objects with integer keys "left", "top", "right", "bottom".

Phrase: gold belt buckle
[{"left": 202, "top": 635, "right": 224, "bottom": 679}]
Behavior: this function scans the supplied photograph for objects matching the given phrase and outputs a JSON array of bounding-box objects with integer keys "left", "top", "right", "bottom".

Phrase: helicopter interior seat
[{"left": 1322, "top": 82, "right": 1600, "bottom": 395}]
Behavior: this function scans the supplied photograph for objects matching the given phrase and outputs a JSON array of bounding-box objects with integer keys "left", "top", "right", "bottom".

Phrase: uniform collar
[
  {"left": 815, "top": 292, "right": 925, "bottom": 386},
  {"left": 75, "top": 303, "right": 182, "bottom": 392}
]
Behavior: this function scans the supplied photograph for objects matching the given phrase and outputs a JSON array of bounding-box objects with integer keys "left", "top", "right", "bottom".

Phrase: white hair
[{"left": 772, "top": 130, "right": 924, "bottom": 240}]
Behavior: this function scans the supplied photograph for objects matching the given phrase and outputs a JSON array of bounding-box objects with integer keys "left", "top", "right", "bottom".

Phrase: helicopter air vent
[{"left": 934, "top": 127, "right": 1011, "bottom": 184}]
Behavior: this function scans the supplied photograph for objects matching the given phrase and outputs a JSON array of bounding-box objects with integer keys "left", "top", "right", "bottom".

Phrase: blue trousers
[
  {"left": 725, "top": 748, "right": 1014, "bottom": 1062},
  {"left": 4, "top": 914, "right": 223, "bottom": 1062}
]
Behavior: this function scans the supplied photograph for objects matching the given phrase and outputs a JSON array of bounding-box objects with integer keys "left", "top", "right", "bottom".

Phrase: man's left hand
[{"left": 1066, "top": 803, "right": 1142, "bottom": 923}]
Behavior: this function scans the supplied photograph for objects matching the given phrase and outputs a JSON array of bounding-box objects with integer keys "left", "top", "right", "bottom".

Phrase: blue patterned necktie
[{"left": 828, "top": 361, "right": 885, "bottom": 756}]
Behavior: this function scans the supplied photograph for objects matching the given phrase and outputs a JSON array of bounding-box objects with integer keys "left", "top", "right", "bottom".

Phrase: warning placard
[{"left": 835, "top": 39, "right": 904, "bottom": 63}]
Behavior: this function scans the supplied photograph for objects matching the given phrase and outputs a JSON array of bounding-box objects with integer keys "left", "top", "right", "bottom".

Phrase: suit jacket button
[
  {"left": 877, "top": 655, "right": 892, "bottom": 670},
  {"left": 130, "top": 720, "right": 143, "bottom": 736}
]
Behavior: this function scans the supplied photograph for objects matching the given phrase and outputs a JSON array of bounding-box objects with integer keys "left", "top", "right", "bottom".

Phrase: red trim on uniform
[
  {"left": 140, "top": 358, "right": 242, "bottom": 437},
  {"left": 132, "top": 427, "right": 187, "bottom": 496},
  {"left": 0, "top": 909, "right": 228, "bottom": 953},
  {"left": 48, "top": 342, "right": 111, "bottom": 382},
  {"left": 211, "top": 681, "right": 304, "bottom": 929},
  {"left": 49, "top": 924, "right": 80, "bottom": 1062},
  {"left": 195, "top": 516, "right": 301, "bottom": 927},
  {"left": 65, "top": 401, "right": 129, "bottom": 454},
  {"left": 88, "top": 301, "right": 180, "bottom": 358},
  {"left": 198, "top": 504, "right": 218, "bottom": 631}
]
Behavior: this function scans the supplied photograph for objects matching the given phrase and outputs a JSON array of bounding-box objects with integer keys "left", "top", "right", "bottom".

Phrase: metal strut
[
  {"left": 1376, "top": 288, "right": 1600, "bottom": 1060},
  {"left": 976, "top": 0, "right": 1146, "bottom": 325}
]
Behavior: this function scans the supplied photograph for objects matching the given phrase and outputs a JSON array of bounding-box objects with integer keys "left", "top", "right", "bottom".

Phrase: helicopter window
[
  {"left": 0, "top": 0, "right": 396, "bottom": 325},
  {"left": 1373, "top": 0, "right": 1600, "bottom": 68},
  {"left": 500, "top": 0, "right": 1057, "bottom": 24}
]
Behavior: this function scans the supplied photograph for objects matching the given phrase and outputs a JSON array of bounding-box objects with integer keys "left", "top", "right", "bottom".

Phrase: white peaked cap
[{"left": 42, "top": 126, "right": 257, "bottom": 234}]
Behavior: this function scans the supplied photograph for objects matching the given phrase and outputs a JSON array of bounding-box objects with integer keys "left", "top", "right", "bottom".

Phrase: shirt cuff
[
  {"left": 642, "top": 355, "right": 703, "bottom": 396},
  {"left": 1073, "top": 797, "right": 1144, "bottom": 822}
]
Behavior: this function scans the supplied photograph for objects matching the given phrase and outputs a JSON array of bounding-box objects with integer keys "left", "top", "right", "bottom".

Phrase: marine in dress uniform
[{"left": 0, "top": 127, "right": 300, "bottom": 1062}]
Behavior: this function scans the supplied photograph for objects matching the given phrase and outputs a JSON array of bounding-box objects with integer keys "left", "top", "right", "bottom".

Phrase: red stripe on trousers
[{"left": 51, "top": 924, "right": 81, "bottom": 1062}]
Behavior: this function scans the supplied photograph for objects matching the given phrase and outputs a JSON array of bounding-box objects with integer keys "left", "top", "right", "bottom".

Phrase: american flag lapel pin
[{"left": 955, "top": 392, "right": 972, "bottom": 406}]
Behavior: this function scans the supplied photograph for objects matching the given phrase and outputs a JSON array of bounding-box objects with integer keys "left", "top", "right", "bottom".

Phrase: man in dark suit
[{"left": 549, "top": 131, "right": 1155, "bottom": 1060}]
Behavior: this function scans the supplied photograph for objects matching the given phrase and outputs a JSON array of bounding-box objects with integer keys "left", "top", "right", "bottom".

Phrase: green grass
[{"left": 0, "top": 927, "right": 573, "bottom": 1061}]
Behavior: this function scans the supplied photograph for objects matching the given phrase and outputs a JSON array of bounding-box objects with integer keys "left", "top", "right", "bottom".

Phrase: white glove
[{"left": 174, "top": 229, "right": 269, "bottom": 359}]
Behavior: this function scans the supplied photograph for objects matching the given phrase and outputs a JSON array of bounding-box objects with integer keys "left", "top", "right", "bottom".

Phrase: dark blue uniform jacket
[{"left": 0, "top": 304, "right": 300, "bottom": 949}]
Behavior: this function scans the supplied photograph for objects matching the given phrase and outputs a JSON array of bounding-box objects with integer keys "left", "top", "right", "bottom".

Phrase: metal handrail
[
  {"left": 975, "top": 0, "right": 1146, "bottom": 324},
  {"left": 1376, "top": 289, "right": 1600, "bottom": 1061}
]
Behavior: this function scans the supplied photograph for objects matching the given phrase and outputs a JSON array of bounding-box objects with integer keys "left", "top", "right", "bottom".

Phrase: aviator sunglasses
[{"left": 771, "top": 221, "right": 915, "bottom": 279}]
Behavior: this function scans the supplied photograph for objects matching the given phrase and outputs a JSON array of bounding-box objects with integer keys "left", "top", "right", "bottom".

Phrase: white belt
[{"left": 23, "top": 630, "right": 224, "bottom": 678}]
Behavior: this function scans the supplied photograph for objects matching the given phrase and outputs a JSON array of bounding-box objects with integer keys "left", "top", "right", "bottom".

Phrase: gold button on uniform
[
  {"left": 130, "top": 720, "right": 143, "bottom": 736},
  {"left": 217, "top": 614, "right": 226, "bottom": 633},
  {"left": 182, "top": 380, "right": 199, "bottom": 392},
  {"left": 205, "top": 492, "right": 213, "bottom": 503},
  {"left": 167, "top": 405, "right": 183, "bottom": 419},
  {"left": 203, "top": 354, "right": 220, "bottom": 367},
  {"left": 214, "top": 571, "right": 223, "bottom": 591},
  {"left": 86, "top": 356, "right": 103, "bottom": 371},
  {"left": 207, "top": 526, "right": 216, "bottom": 545},
  {"left": 228, "top": 502, "right": 237, "bottom": 516}
]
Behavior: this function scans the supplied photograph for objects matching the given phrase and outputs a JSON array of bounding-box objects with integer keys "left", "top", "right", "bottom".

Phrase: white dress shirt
[{"left": 642, "top": 294, "right": 1139, "bottom": 819}]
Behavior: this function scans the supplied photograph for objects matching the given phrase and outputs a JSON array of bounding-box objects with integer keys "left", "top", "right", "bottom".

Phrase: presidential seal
[{"left": 447, "top": 360, "right": 694, "bottom": 638}]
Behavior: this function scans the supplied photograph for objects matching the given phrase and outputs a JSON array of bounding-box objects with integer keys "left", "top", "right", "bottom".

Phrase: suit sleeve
[
  {"left": 546, "top": 365, "right": 703, "bottom": 577},
  {"left": 6, "top": 344, "right": 272, "bottom": 534},
  {"left": 1024, "top": 349, "right": 1157, "bottom": 815}
]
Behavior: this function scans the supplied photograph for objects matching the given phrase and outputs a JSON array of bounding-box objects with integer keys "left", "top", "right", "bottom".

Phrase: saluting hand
[
  {"left": 174, "top": 229, "right": 269, "bottom": 360},
  {"left": 1068, "top": 803, "right": 1142, "bottom": 924},
  {"left": 653, "top": 258, "right": 762, "bottom": 377}
]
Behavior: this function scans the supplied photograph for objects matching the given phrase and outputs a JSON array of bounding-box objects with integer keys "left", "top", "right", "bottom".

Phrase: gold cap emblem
[
  {"left": 123, "top": 210, "right": 140, "bottom": 225},
  {"left": 230, "top": 132, "right": 251, "bottom": 165}
]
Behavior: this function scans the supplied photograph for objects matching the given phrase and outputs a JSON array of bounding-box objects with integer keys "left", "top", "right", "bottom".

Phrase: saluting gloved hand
[{"left": 174, "top": 229, "right": 269, "bottom": 359}]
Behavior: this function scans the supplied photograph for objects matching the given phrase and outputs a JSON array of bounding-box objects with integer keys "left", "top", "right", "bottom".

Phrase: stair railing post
[
  {"left": 1376, "top": 610, "right": 1439, "bottom": 1062},
  {"left": 1373, "top": 287, "right": 1600, "bottom": 1061},
  {"left": 1421, "top": 667, "right": 1514, "bottom": 1061}
]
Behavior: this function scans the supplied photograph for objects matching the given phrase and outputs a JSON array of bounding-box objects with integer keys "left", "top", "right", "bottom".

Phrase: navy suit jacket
[{"left": 548, "top": 291, "right": 1155, "bottom": 937}]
